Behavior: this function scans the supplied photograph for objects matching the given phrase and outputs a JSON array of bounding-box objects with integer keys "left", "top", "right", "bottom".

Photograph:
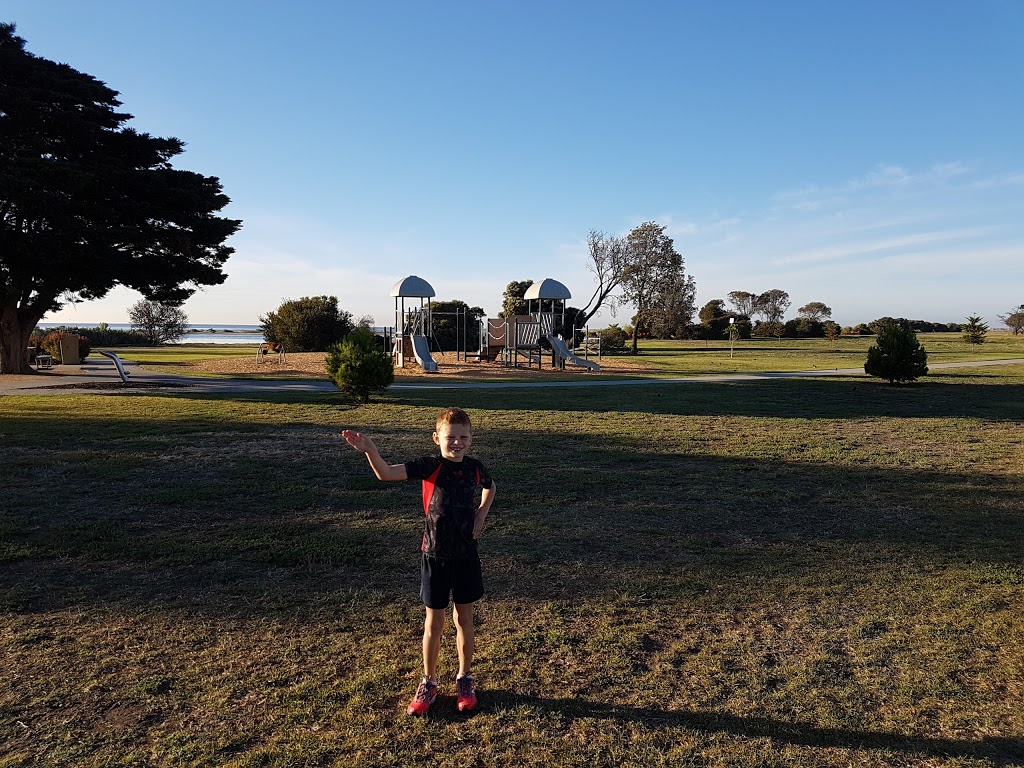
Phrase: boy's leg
[
  {"left": 453, "top": 602, "right": 474, "bottom": 677},
  {"left": 422, "top": 607, "right": 446, "bottom": 681}
]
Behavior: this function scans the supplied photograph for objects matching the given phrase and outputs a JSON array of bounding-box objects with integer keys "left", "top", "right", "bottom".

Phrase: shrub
[
  {"left": 783, "top": 318, "right": 823, "bottom": 338},
  {"left": 864, "top": 323, "right": 928, "bottom": 384},
  {"left": 751, "top": 321, "right": 784, "bottom": 338},
  {"left": 327, "top": 327, "right": 394, "bottom": 403},
  {"left": 823, "top": 320, "right": 842, "bottom": 344},
  {"left": 598, "top": 324, "right": 628, "bottom": 353},
  {"left": 261, "top": 296, "right": 353, "bottom": 353},
  {"left": 45, "top": 324, "right": 150, "bottom": 346},
  {"left": 38, "top": 331, "right": 90, "bottom": 362}
]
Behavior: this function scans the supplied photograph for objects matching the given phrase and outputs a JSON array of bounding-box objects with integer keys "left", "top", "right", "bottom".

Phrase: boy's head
[{"left": 433, "top": 407, "right": 473, "bottom": 461}]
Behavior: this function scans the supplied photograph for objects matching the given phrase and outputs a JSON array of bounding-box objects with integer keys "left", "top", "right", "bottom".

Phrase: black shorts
[{"left": 420, "top": 552, "right": 485, "bottom": 609}]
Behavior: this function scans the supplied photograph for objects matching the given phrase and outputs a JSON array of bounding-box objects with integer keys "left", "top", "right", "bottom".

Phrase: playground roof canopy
[
  {"left": 390, "top": 275, "right": 435, "bottom": 298},
  {"left": 524, "top": 278, "right": 571, "bottom": 300}
]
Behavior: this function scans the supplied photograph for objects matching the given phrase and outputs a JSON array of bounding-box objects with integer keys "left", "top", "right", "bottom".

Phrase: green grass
[
  {"left": 95, "top": 332, "right": 1024, "bottom": 382},
  {"left": 630, "top": 331, "right": 1024, "bottom": 376},
  {"left": 103, "top": 343, "right": 261, "bottom": 365},
  {"left": 1, "top": 365, "right": 1022, "bottom": 766}
]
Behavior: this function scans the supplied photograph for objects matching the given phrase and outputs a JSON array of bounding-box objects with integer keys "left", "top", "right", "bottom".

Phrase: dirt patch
[{"left": 179, "top": 351, "right": 653, "bottom": 380}]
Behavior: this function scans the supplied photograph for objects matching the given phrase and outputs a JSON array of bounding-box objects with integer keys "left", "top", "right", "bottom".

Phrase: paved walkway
[{"left": 2, "top": 357, "right": 1023, "bottom": 396}]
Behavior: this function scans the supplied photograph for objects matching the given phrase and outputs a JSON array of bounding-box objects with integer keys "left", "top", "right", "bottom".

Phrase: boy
[{"left": 342, "top": 407, "right": 496, "bottom": 715}]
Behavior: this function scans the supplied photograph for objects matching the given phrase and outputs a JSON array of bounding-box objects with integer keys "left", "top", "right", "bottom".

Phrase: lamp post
[{"left": 729, "top": 317, "right": 735, "bottom": 358}]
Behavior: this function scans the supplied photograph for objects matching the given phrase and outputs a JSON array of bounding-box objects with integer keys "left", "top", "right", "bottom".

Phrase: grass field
[
  {"left": 1, "top": 361, "right": 1022, "bottom": 766},
  {"left": 627, "top": 331, "right": 1024, "bottom": 377},
  {"left": 100, "top": 331, "right": 1024, "bottom": 381}
]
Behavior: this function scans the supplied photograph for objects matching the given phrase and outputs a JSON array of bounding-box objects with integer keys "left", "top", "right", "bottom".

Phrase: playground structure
[
  {"left": 255, "top": 342, "right": 286, "bottom": 365},
  {"left": 484, "top": 278, "right": 601, "bottom": 371},
  {"left": 391, "top": 275, "right": 438, "bottom": 372},
  {"left": 385, "top": 274, "right": 601, "bottom": 373}
]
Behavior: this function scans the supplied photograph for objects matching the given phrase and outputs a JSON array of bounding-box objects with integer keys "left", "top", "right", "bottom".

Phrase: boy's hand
[
  {"left": 473, "top": 510, "right": 487, "bottom": 539},
  {"left": 342, "top": 429, "right": 374, "bottom": 453}
]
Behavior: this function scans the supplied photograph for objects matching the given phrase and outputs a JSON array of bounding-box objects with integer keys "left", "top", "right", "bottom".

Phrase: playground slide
[
  {"left": 411, "top": 336, "right": 439, "bottom": 372},
  {"left": 546, "top": 334, "right": 601, "bottom": 371},
  {"left": 99, "top": 350, "right": 131, "bottom": 383}
]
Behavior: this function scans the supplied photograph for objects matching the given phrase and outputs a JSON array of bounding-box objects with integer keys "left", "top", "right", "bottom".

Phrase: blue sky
[{"left": 8, "top": 1, "right": 1024, "bottom": 328}]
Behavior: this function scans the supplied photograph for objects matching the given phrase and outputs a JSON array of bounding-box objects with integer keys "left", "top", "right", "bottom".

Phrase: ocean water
[{"left": 36, "top": 323, "right": 265, "bottom": 345}]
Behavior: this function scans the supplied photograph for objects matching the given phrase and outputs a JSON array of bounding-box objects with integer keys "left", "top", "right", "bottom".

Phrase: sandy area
[{"left": 182, "top": 350, "right": 651, "bottom": 380}]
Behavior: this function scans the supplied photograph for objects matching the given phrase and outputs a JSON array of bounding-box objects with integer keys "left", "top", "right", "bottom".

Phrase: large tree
[
  {"left": 621, "top": 222, "right": 692, "bottom": 354},
  {"left": 727, "top": 291, "right": 758, "bottom": 320},
  {"left": 259, "top": 296, "right": 353, "bottom": 353},
  {"left": 756, "top": 289, "right": 791, "bottom": 324},
  {"left": 646, "top": 270, "right": 697, "bottom": 339},
  {"left": 499, "top": 280, "right": 533, "bottom": 317},
  {"left": 798, "top": 301, "right": 832, "bottom": 321},
  {"left": 429, "top": 298, "right": 485, "bottom": 353},
  {"left": 128, "top": 299, "right": 189, "bottom": 345},
  {"left": 0, "top": 24, "right": 240, "bottom": 373}
]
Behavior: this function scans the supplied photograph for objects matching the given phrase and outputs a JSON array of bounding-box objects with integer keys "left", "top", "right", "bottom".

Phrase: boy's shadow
[{"left": 430, "top": 690, "right": 1023, "bottom": 767}]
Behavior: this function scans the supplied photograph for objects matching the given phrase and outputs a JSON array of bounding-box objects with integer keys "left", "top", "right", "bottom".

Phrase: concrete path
[{"left": 2, "top": 357, "right": 1022, "bottom": 396}]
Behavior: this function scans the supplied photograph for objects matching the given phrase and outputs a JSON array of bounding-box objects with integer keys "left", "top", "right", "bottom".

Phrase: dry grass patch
[{"left": 1, "top": 371, "right": 1022, "bottom": 767}]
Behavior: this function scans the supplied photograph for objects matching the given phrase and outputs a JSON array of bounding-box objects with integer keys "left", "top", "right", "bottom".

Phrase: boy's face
[{"left": 433, "top": 422, "right": 472, "bottom": 462}]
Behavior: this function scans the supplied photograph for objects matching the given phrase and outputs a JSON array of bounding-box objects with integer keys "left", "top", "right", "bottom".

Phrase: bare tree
[
  {"left": 577, "top": 230, "right": 630, "bottom": 328},
  {"left": 998, "top": 304, "right": 1024, "bottom": 335}
]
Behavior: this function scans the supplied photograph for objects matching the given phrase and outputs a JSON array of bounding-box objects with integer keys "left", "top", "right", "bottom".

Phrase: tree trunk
[
  {"left": 0, "top": 303, "right": 41, "bottom": 374},
  {"left": 630, "top": 323, "right": 639, "bottom": 355}
]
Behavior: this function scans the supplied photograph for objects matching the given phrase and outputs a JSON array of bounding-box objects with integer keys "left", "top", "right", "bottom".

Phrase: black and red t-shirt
[{"left": 404, "top": 455, "right": 493, "bottom": 559}]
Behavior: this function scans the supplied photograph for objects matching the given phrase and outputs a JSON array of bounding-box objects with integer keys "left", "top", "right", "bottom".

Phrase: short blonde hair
[{"left": 436, "top": 407, "right": 472, "bottom": 432}]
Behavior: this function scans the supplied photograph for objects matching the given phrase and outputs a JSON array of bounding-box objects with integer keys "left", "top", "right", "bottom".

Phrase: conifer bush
[
  {"left": 961, "top": 315, "right": 988, "bottom": 344},
  {"left": 326, "top": 327, "right": 394, "bottom": 402},
  {"left": 864, "top": 322, "right": 928, "bottom": 384}
]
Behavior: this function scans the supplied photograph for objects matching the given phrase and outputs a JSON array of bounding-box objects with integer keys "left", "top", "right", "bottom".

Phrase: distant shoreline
[{"left": 38, "top": 323, "right": 261, "bottom": 332}]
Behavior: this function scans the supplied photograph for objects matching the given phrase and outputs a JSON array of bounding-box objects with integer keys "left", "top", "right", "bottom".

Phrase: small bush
[
  {"left": 38, "top": 331, "right": 90, "bottom": 362},
  {"left": 864, "top": 323, "right": 928, "bottom": 384},
  {"left": 598, "top": 325, "right": 628, "bottom": 354},
  {"left": 49, "top": 324, "right": 150, "bottom": 346},
  {"left": 327, "top": 327, "right": 394, "bottom": 403}
]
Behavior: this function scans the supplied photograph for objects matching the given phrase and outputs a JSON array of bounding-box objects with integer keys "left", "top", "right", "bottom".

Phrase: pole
[{"left": 729, "top": 317, "right": 735, "bottom": 359}]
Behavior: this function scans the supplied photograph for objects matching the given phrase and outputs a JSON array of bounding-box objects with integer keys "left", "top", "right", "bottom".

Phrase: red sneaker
[
  {"left": 407, "top": 678, "right": 438, "bottom": 716},
  {"left": 456, "top": 675, "right": 477, "bottom": 712}
]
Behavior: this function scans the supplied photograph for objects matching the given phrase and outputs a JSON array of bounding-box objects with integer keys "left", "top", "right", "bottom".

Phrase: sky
[{"left": 7, "top": 0, "right": 1024, "bottom": 329}]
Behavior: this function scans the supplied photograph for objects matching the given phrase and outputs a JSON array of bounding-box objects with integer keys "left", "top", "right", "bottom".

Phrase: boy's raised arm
[{"left": 342, "top": 429, "right": 408, "bottom": 482}]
